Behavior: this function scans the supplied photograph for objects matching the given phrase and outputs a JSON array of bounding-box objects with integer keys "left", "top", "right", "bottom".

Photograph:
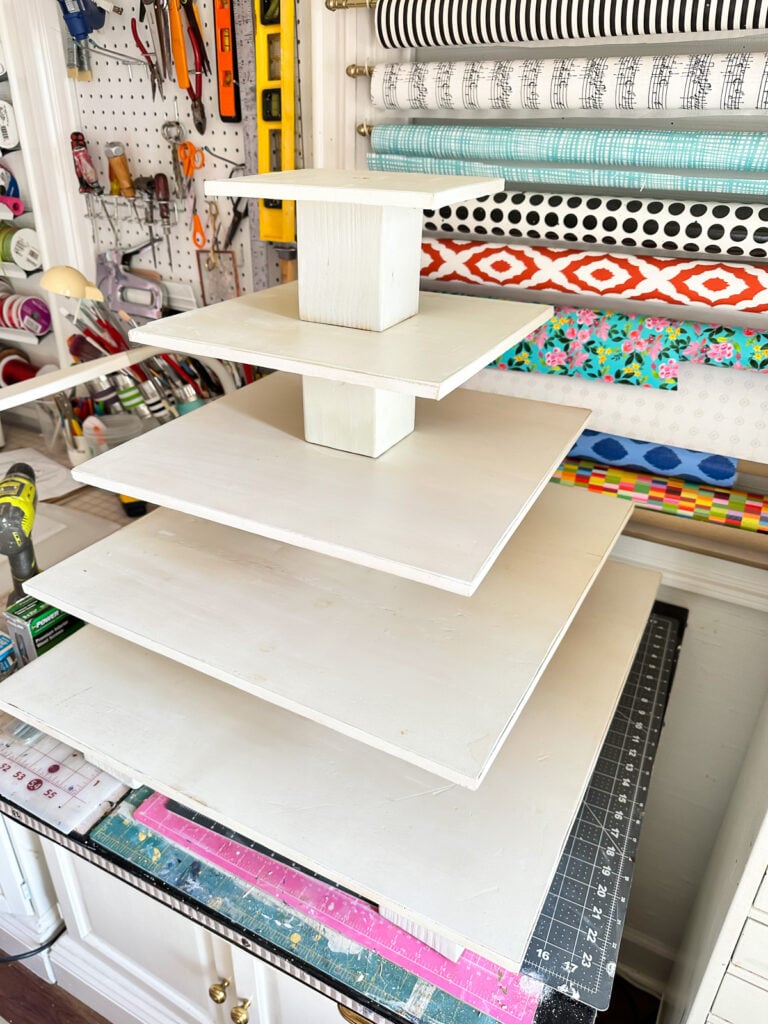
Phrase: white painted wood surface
[
  {"left": 72, "top": 373, "right": 590, "bottom": 595},
  {"left": 0, "top": 346, "right": 162, "bottom": 413},
  {"left": 129, "top": 284, "right": 552, "bottom": 400},
  {"left": 302, "top": 377, "right": 415, "bottom": 457},
  {"left": 25, "top": 486, "right": 631, "bottom": 787},
  {"left": 296, "top": 202, "right": 422, "bottom": 330},
  {"left": 0, "top": 561, "right": 659, "bottom": 972},
  {"left": 205, "top": 169, "right": 504, "bottom": 208}
]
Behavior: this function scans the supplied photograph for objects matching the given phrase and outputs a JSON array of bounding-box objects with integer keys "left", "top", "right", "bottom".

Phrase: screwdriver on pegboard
[{"left": 154, "top": 173, "right": 173, "bottom": 271}]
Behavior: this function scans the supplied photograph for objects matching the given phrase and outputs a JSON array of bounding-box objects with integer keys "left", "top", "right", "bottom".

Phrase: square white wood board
[
  {"left": 25, "top": 485, "right": 631, "bottom": 788},
  {"left": 130, "top": 283, "right": 552, "bottom": 399},
  {"left": 205, "top": 169, "right": 505, "bottom": 208},
  {"left": 0, "top": 560, "right": 659, "bottom": 971},
  {"left": 71, "top": 373, "right": 591, "bottom": 596}
]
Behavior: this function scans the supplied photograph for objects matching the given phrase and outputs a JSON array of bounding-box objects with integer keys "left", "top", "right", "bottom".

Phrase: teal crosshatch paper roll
[
  {"left": 371, "top": 54, "right": 768, "bottom": 114},
  {"left": 368, "top": 153, "right": 768, "bottom": 198},
  {"left": 375, "top": 0, "right": 768, "bottom": 47},
  {"left": 370, "top": 125, "right": 768, "bottom": 174}
]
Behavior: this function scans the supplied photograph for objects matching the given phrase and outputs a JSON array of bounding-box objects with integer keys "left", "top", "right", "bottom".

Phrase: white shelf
[
  {"left": 26, "top": 485, "right": 631, "bottom": 788},
  {"left": 205, "top": 168, "right": 504, "bottom": 208},
  {"left": 71, "top": 372, "right": 591, "bottom": 596},
  {"left": 0, "top": 560, "right": 660, "bottom": 972},
  {"left": 129, "top": 282, "right": 552, "bottom": 400}
]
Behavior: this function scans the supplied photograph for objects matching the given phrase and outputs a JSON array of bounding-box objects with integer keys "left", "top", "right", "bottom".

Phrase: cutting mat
[
  {"left": 134, "top": 792, "right": 544, "bottom": 1024},
  {"left": 521, "top": 603, "right": 687, "bottom": 1010},
  {"left": 0, "top": 713, "right": 127, "bottom": 834}
]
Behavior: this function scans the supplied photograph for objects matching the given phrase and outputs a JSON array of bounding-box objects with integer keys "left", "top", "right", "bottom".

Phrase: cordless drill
[{"left": 0, "top": 464, "right": 38, "bottom": 604}]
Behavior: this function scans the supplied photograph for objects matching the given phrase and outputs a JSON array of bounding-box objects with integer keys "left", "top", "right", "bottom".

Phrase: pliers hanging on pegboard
[
  {"left": 186, "top": 26, "right": 207, "bottom": 135},
  {"left": 179, "top": 0, "right": 210, "bottom": 77},
  {"left": 131, "top": 17, "right": 164, "bottom": 100}
]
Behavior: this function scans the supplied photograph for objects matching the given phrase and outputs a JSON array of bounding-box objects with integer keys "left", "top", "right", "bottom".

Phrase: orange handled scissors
[{"left": 177, "top": 140, "right": 205, "bottom": 180}]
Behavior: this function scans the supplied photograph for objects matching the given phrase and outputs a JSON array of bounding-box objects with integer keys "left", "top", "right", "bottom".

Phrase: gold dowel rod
[
  {"left": 356, "top": 122, "right": 373, "bottom": 137},
  {"left": 346, "top": 63, "right": 374, "bottom": 78},
  {"left": 326, "top": 0, "right": 377, "bottom": 10}
]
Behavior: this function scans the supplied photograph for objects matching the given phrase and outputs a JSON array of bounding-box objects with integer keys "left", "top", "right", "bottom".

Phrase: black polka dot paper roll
[
  {"left": 376, "top": 0, "right": 768, "bottom": 47},
  {"left": 423, "top": 191, "right": 768, "bottom": 262}
]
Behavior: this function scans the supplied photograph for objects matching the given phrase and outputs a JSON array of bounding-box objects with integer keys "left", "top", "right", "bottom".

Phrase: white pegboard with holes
[{"left": 72, "top": 0, "right": 257, "bottom": 305}]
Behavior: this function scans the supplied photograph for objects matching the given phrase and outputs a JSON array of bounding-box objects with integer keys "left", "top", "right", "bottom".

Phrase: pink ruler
[{"left": 135, "top": 793, "right": 542, "bottom": 1024}]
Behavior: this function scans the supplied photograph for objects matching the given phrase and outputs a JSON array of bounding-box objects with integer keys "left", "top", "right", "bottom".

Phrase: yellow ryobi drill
[{"left": 0, "top": 463, "right": 38, "bottom": 604}]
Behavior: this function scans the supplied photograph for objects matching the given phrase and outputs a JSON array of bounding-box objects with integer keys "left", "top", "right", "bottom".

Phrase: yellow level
[{"left": 254, "top": 0, "right": 296, "bottom": 243}]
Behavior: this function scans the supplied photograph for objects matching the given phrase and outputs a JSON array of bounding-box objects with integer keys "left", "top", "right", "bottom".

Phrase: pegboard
[{"left": 72, "top": 1, "right": 279, "bottom": 304}]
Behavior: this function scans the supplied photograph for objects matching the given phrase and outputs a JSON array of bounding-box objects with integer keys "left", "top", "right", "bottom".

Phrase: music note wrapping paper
[
  {"left": 371, "top": 54, "right": 768, "bottom": 113},
  {"left": 421, "top": 239, "right": 768, "bottom": 315},
  {"left": 494, "top": 306, "right": 768, "bottom": 387},
  {"left": 423, "top": 191, "right": 768, "bottom": 262},
  {"left": 375, "top": 0, "right": 768, "bottom": 47},
  {"left": 370, "top": 125, "right": 768, "bottom": 174},
  {"left": 369, "top": 152, "right": 768, "bottom": 197}
]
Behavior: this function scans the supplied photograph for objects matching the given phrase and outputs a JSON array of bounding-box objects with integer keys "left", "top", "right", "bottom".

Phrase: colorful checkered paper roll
[
  {"left": 372, "top": 54, "right": 768, "bottom": 113},
  {"left": 369, "top": 152, "right": 768, "bottom": 197},
  {"left": 421, "top": 239, "right": 768, "bottom": 314},
  {"left": 553, "top": 459, "right": 768, "bottom": 534},
  {"left": 375, "top": 0, "right": 768, "bottom": 47},
  {"left": 423, "top": 191, "right": 768, "bottom": 262},
  {"left": 370, "top": 124, "right": 768, "bottom": 174}
]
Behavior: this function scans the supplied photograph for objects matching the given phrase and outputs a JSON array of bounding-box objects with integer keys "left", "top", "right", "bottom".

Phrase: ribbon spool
[{"left": 0, "top": 347, "right": 35, "bottom": 385}]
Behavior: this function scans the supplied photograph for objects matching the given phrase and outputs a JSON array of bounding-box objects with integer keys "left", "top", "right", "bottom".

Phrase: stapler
[{"left": 96, "top": 240, "right": 165, "bottom": 321}]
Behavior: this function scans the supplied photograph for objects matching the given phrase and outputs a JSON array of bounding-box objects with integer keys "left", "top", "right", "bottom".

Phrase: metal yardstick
[{"left": 154, "top": 173, "right": 173, "bottom": 271}]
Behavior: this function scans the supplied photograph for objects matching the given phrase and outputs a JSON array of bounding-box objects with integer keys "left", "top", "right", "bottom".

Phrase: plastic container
[{"left": 83, "top": 413, "right": 143, "bottom": 459}]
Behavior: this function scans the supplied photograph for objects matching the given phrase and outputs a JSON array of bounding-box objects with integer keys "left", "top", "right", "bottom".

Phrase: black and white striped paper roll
[
  {"left": 423, "top": 192, "right": 768, "bottom": 261},
  {"left": 371, "top": 54, "right": 768, "bottom": 113},
  {"left": 376, "top": 0, "right": 768, "bottom": 47}
]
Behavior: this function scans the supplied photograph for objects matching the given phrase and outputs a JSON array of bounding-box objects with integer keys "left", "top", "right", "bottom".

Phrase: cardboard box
[{"left": 4, "top": 595, "right": 84, "bottom": 666}]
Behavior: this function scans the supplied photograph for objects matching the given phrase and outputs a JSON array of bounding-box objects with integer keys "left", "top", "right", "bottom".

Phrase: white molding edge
[
  {"left": 0, "top": 907, "right": 60, "bottom": 983},
  {"left": 51, "top": 934, "right": 201, "bottom": 1024},
  {"left": 611, "top": 536, "right": 768, "bottom": 612},
  {"left": 619, "top": 925, "right": 676, "bottom": 997}
]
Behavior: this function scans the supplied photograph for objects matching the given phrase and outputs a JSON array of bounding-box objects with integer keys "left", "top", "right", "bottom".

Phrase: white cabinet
[{"left": 225, "top": 947, "right": 342, "bottom": 1024}]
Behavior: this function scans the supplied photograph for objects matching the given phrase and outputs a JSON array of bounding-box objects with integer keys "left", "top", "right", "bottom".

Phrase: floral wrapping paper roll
[
  {"left": 371, "top": 54, "right": 768, "bottom": 114},
  {"left": 375, "top": 0, "right": 768, "bottom": 47},
  {"left": 492, "top": 307, "right": 768, "bottom": 389}
]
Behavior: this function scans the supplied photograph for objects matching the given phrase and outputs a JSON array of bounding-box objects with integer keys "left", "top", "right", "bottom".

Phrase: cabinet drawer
[
  {"left": 755, "top": 872, "right": 768, "bottom": 915},
  {"left": 711, "top": 971, "right": 768, "bottom": 1023},
  {"left": 733, "top": 919, "right": 768, "bottom": 980}
]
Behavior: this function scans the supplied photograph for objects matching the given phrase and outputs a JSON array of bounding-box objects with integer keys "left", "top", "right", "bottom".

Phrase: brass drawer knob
[
  {"left": 338, "top": 1007, "right": 371, "bottom": 1024},
  {"left": 230, "top": 999, "right": 252, "bottom": 1024},
  {"left": 208, "top": 979, "right": 231, "bottom": 1004}
]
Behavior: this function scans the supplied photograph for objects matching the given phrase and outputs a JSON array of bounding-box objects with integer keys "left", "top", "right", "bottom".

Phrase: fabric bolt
[
  {"left": 371, "top": 54, "right": 768, "bottom": 113},
  {"left": 368, "top": 153, "right": 768, "bottom": 198},
  {"left": 370, "top": 124, "right": 768, "bottom": 175},
  {"left": 493, "top": 305, "right": 681, "bottom": 388},
  {"left": 375, "top": 0, "right": 768, "bottom": 47},
  {"left": 552, "top": 459, "right": 768, "bottom": 534},
  {"left": 423, "top": 191, "right": 768, "bottom": 262},
  {"left": 566, "top": 431, "right": 737, "bottom": 485},
  {"left": 493, "top": 306, "right": 768, "bottom": 387},
  {"left": 421, "top": 239, "right": 768, "bottom": 315}
]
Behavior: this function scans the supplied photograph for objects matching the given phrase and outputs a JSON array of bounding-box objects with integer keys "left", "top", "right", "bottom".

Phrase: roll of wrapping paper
[
  {"left": 566, "top": 432, "right": 737, "bottom": 486},
  {"left": 552, "top": 458, "right": 768, "bottom": 534},
  {"left": 368, "top": 152, "right": 768, "bottom": 197},
  {"left": 375, "top": 0, "right": 768, "bottom": 47},
  {"left": 421, "top": 239, "right": 768, "bottom": 315},
  {"left": 493, "top": 306, "right": 768, "bottom": 387},
  {"left": 371, "top": 54, "right": 768, "bottom": 113},
  {"left": 423, "top": 191, "right": 768, "bottom": 263},
  {"left": 370, "top": 125, "right": 768, "bottom": 175}
]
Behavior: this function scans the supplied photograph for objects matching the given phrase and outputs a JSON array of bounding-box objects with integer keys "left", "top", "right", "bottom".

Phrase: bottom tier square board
[{"left": 0, "top": 560, "right": 659, "bottom": 971}]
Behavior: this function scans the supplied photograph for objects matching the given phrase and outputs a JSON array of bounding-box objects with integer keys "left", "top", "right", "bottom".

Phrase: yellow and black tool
[
  {"left": 0, "top": 463, "right": 38, "bottom": 604},
  {"left": 254, "top": 0, "right": 296, "bottom": 244}
]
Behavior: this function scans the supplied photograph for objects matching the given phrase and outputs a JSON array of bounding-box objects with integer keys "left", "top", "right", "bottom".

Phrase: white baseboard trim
[
  {"left": 611, "top": 536, "right": 768, "bottom": 612},
  {"left": 51, "top": 933, "right": 203, "bottom": 1024},
  {"left": 620, "top": 925, "right": 677, "bottom": 996},
  {"left": 0, "top": 907, "right": 60, "bottom": 983}
]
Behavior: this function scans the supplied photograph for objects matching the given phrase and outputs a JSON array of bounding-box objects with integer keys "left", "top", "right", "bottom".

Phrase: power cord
[{"left": 0, "top": 923, "right": 66, "bottom": 964}]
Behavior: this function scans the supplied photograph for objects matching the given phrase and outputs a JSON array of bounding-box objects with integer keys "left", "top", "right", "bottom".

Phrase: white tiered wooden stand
[{"left": 0, "top": 170, "right": 659, "bottom": 974}]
